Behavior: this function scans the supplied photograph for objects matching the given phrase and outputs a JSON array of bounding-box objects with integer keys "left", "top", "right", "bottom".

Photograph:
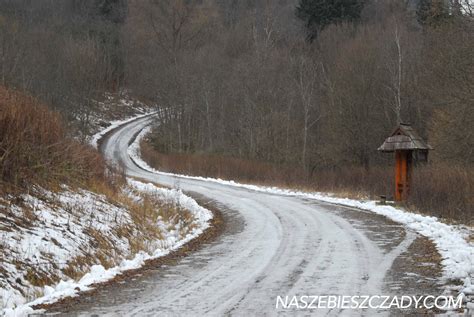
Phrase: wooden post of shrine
[
  {"left": 378, "top": 123, "right": 432, "bottom": 202},
  {"left": 394, "top": 149, "right": 412, "bottom": 201}
]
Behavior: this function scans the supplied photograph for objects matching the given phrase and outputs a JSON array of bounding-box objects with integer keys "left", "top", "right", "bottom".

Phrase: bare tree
[{"left": 293, "top": 55, "right": 322, "bottom": 170}]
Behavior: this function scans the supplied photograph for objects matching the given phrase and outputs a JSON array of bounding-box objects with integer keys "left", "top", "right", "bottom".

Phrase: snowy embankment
[
  {"left": 130, "top": 126, "right": 474, "bottom": 298},
  {"left": 1, "top": 114, "right": 212, "bottom": 316},
  {"left": 1, "top": 183, "right": 212, "bottom": 316}
]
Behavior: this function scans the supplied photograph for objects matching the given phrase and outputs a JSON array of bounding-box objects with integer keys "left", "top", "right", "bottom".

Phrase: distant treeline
[
  {"left": 0, "top": 0, "right": 472, "bottom": 169},
  {"left": 139, "top": 0, "right": 473, "bottom": 170}
]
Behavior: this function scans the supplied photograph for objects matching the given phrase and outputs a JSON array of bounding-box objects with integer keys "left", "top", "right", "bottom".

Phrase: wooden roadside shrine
[{"left": 378, "top": 123, "right": 432, "bottom": 202}]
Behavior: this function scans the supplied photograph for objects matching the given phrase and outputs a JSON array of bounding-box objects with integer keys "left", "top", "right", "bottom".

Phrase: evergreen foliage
[{"left": 296, "top": 0, "right": 365, "bottom": 40}]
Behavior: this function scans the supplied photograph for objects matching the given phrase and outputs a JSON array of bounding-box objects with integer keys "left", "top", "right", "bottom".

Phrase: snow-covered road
[{"left": 61, "top": 116, "right": 443, "bottom": 316}]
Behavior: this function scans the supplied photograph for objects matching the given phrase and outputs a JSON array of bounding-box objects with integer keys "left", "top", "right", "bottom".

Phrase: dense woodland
[{"left": 0, "top": 0, "right": 472, "bottom": 220}]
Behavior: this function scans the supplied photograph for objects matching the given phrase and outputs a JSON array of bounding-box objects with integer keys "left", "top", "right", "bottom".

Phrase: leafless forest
[{"left": 0, "top": 0, "right": 472, "bottom": 221}]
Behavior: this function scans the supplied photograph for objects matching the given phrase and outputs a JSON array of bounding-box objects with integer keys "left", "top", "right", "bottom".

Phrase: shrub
[{"left": 0, "top": 86, "right": 106, "bottom": 189}]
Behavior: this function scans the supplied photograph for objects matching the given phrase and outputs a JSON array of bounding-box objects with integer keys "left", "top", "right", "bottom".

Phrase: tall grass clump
[{"left": 0, "top": 86, "right": 106, "bottom": 189}]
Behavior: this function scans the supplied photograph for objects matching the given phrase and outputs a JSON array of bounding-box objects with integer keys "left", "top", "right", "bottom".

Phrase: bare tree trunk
[
  {"left": 302, "top": 110, "right": 309, "bottom": 169},
  {"left": 177, "top": 121, "right": 182, "bottom": 152},
  {"left": 285, "top": 99, "right": 292, "bottom": 162},
  {"left": 395, "top": 24, "right": 403, "bottom": 124},
  {"left": 204, "top": 90, "right": 213, "bottom": 151}
]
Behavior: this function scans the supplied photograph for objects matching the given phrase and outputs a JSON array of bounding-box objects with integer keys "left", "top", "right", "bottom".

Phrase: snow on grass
[
  {"left": 130, "top": 125, "right": 474, "bottom": 298},
  {"left": 0, "top": 187, "right": 133, "bottom": 315},
  {"left": 126, "top": 179, "right": 212, "bottom": 234},
  {"left": 1, "top": 182, "right": 212, "bottom": 316}
]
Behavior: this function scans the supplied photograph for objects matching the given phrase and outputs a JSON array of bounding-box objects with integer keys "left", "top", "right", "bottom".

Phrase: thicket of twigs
[{"left": 0, "top": 87, "right": 107, "bottom": 190}]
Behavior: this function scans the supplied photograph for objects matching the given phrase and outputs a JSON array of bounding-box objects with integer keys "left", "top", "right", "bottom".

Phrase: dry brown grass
[
  {"left": 141, "top": 141, "right": 392, "bottom": 196},
  {"left": 306, "top": 166, "right": 393, "bottom": 198},
  {"left": 24, "top": 267, "right": 58, "bottom": 288},
  {"left": 409, "top": 164, "right": 473, "bottom": 224},
  {"left": 142, "top": 141, "right": 473, "bottom": 223},
  {"left": 116, "top": 194, "right": 163, "bottom": 254},
  {"left": 140, "top": 141, "right": 305, "bottom": 186},
  {"left": 0, "top": 86, "right": 107, "bottom": 190},
  {"left": 62, "top": 255, "right": 95, "bottom": 280},
  {"left": 115, "top": 188, "right": 197, "bottom": 255}
]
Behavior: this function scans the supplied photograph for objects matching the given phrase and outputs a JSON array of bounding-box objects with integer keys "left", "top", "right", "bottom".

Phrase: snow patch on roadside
[
  {"left": 128, "top": 125, "right": 152, "bottom": 160},
  {"left": 129, "top": 125, "right": 474, "bottom": 297}
]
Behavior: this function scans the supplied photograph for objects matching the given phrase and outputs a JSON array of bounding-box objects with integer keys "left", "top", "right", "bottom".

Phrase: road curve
[{"left": 68, "top": 116, "right": 436, "bottom": 316}]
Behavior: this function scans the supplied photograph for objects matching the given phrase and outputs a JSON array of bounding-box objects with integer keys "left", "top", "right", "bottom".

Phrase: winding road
[{"left": 58, "top": 115, "right": 442, "bottom": 316}]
